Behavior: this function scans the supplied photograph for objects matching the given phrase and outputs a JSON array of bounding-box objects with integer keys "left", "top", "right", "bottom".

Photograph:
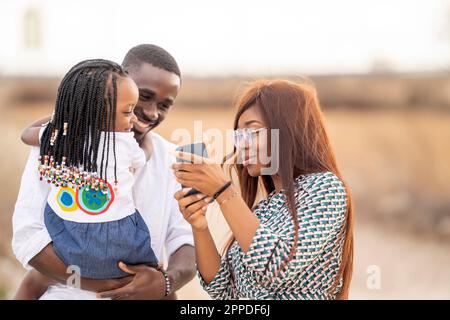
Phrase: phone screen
[{"left": 175, "top": 142, "right": 208, "bottom": 197}]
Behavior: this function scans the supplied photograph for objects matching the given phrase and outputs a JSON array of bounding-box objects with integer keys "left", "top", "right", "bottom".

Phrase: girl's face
[
  {"left": 236, "top": 104, "right": 270, "bottom": 177},
  {"left": 114, "top": 76, "right": 139, "bottom": 132}
]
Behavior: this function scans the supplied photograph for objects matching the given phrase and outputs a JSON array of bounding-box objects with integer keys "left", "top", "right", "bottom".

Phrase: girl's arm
[{"left": 21, "top": 115, "right": 52, "bottom": 146}]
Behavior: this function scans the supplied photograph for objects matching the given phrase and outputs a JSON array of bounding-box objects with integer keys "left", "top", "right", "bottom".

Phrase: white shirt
[
  {"left": 12, "top": 132, "right": 194, "bottom": 299},
  {"left": 46, "top": 131, "right": 146, "bottom": 223}
]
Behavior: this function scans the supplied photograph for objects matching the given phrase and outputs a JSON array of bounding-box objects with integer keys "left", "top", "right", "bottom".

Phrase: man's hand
[
  {"left": 30, "top": 244, "right": 195, "bottom": 299},
  {"left": 96, "top": 244, "right": 196, "bottom": 300},
  {"left": 96, "top": 262, "right": 166, "bottom": 300},
  {"left": 80, "top": 275, "right": 133, "bottom": 293},
  {"left": 28, "top": 243, "right": 133, "bottom": 294}
]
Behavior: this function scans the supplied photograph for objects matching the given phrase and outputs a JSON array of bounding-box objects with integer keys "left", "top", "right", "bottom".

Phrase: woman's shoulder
[
  {"left": 294, "top": 171, "right": 346, "bottom": 201},
  {"left": 294, "top": 171, "right": 348, "bottom": 225}
]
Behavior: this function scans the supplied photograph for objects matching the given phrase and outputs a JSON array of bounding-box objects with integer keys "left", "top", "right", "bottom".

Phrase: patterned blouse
[{"left": 199, "top": 171, "right": 348, "bottom": 300}]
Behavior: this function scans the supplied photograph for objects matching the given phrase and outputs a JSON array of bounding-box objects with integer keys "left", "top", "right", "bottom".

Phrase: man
[{"left": 12, "top": 44, "right": 196, "bottom": 299}]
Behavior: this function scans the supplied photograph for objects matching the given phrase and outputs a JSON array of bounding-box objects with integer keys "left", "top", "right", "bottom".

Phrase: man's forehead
[{"left": 131, "top": 63, "right": 180, "bottom": 88}]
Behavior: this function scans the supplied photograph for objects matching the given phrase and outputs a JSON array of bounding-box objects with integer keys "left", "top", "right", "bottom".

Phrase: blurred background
[{"left": 0, "top": 0, "right": 449, "bottom": 299}]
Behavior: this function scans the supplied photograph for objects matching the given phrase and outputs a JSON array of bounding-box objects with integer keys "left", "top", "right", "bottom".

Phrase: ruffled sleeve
[{"left": 198, "top": 256, "right": 237, "bottom": 300}]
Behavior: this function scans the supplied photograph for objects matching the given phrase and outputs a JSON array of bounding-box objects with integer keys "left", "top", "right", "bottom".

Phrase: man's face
[{"left": 127, "top": 62, "right": 181, "bottom": 136}]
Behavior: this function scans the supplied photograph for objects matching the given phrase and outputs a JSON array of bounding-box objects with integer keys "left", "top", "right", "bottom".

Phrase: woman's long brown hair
[{"left": 223, "top": 79, "right": 354, "bottom": 299}]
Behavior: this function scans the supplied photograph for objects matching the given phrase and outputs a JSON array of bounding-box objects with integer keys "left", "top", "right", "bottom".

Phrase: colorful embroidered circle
[
  {"left": 75, "top": 182, "right": 114, "bottom": 215},
  {"left": 56, "top": 187, "right": 77, "bottom": 212}
]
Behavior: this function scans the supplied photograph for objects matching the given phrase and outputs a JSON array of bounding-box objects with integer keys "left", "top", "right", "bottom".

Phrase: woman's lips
[{"left": 242, "top": 156, "right": 256, "bottom": 166}]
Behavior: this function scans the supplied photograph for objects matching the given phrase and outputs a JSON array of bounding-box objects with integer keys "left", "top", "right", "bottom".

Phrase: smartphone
[{"left": 175, "top": 142, "right": 208, "bottom": 197}]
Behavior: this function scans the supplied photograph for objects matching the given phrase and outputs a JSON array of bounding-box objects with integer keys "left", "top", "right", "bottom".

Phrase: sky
[{"left": 0, "top": 0, "right": 449, "bottom": 76}]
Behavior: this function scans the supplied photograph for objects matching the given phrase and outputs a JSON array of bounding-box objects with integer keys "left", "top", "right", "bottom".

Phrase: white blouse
[{"left": 46, "top": 131, "right": 146, "bottom": 223}]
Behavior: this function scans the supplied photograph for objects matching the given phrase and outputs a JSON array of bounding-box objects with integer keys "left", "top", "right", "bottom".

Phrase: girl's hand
[
  {"left": 174, "top": 188, "right": 212, "bottom": 231},
  {"left": 171, "top": 151, "right": 229, "bottom": 197}
]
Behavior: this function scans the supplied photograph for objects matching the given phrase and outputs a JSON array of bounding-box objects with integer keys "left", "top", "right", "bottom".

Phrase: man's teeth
[{"left": 137, "top": 119, "right": 150, "bottom": 126}]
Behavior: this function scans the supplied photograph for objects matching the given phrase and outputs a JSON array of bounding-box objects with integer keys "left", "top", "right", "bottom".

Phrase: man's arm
[
  {"left": 12, "top": 146, "right": 53, "bottom": 268},
  {"left": 95, "top": 243, "right": 195, "bottom": 301},
  {"left": 28, "top": 244, "right": 68, "bottom": 283},
  {"left": 29, "top": 244, "right": 132, "bottom": 292},
  {"left": 164, "top": 183, "right": 196, "bottom": 295},
  {"left": 165, "top": 244, "right": 196, "bottom": 298}
]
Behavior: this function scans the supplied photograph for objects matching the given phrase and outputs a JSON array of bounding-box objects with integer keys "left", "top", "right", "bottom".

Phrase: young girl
[{"left": 14, "top": 59, "right": 157, "bottom": 299}]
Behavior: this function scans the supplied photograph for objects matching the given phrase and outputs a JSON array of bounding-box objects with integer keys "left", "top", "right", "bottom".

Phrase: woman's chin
[{"left": 246, "top": 165, "right": 260, "bottom": 177}]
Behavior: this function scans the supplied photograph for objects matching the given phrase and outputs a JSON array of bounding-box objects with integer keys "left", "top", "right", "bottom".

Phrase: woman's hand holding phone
[
  {"left": 172, "top": 141, "right": 228, "bottom": 198},
  {"left": 173, "top": 188, "right": 211, "bottom": 231}
]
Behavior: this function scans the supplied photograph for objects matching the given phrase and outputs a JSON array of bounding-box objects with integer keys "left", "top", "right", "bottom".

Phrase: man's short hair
[{"left": 122, "top": 44, "right": 181, "bottom": 77}]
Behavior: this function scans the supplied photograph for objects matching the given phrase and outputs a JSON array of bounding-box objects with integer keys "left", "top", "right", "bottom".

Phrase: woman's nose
[{"left": 238, "top": 138, "right": 251, "bottom": 150}]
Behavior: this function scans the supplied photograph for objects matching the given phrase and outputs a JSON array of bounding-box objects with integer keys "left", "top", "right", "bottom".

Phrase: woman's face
[
  {"left": 114, "top": 76, "right": 139, "bottom": 132},
  {"left": 236, "top": 104, "right": 270, "bottom": 177}
]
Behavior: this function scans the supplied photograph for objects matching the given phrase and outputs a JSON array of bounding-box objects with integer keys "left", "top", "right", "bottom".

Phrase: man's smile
[{"left": 133, "top": 107, "right": 159, "bottom": 129}]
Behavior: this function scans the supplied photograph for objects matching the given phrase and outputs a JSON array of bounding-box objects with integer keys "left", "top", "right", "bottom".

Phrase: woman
[{"left": 172, "top": 79, "right": 354, "bottom": 299}]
